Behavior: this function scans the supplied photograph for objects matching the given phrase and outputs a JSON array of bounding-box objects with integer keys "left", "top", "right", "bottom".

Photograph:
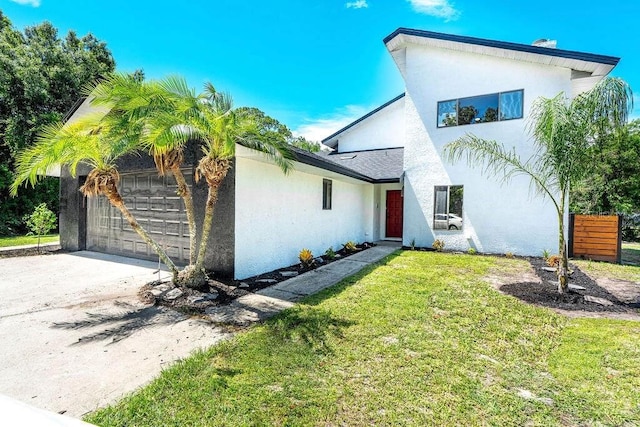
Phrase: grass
[
  {"left": 86, "top": 252, "right": 640, "bottom": 426},
  {"left": 622, "top": 241, "right": 640, "bottom": 266},
  {"left": 573, "top": 242, "right": 640, "bottom": 282},
  {"left": 0, "top": 234, "right": 59, "bottom": 248}
]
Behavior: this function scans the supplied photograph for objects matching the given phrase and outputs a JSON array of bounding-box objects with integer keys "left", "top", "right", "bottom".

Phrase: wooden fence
[{"left": 569, "top": 214, "right": 622, "bottom": 263}]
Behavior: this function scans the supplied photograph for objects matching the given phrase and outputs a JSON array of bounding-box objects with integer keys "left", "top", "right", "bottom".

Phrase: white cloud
[
  {"left": 346, "top": 0, "right": 368, "bottom": 9},
  {"left": 293, "top": 105, "right": 370, "bottom": 143},
  {"left": 407, "top": 0, "right": 460, "bottom": 21},
  {"left": 10, "top": 0, "right": 41, "bottom": 6}
]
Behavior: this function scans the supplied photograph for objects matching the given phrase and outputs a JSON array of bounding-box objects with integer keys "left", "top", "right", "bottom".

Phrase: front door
[{"left": 385, "top": 190, "right": 403, "bottom": 238}]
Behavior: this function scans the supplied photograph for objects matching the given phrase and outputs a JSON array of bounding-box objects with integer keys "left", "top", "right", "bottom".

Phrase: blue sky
[{"left": 4, "top": 0, "right": 639, "bottom": 141}]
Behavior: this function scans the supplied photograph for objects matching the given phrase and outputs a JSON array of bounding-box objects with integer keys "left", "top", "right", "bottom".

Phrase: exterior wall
[
  {"left": 402, "top": 44, "right": 572, "bottom": 255},
  {"left": 336, "top": 97, "right": 405, "bottom": 153},
  {"left": 234, "top": 153, "right": 374, "bottom": 279}
]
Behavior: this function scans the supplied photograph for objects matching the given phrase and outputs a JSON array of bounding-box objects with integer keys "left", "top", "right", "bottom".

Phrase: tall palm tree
[
  {"left": 443, "top": 77, "right": 632, "bottom": 294},
  {"left": 10, "top": 112, "right": 180, "bottom": 279},
  {"left": 89, "top": 74, "right": 202, "bottom": 265},
  {"left": 175, "top": 83, "right": 295, "bottom": 288}
]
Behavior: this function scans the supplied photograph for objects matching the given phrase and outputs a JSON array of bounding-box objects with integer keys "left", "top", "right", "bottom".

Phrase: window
[
  {"left": 433, "top": 185, "right": 463, "bottom": 230},
  {"left": 437, "top": 90, "right": 523, "bottom": 127},
  {"left": 323, "top": 179, "right": 332, "bottom": 210}
]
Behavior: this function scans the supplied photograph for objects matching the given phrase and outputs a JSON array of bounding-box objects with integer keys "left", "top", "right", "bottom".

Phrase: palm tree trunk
[
  {"left": 171, "top": 166, "right": 197, "bottom": 265},
  {"left": 108, "top": 194, "right": 179, "bottom": 280},
  {"left": 557, "top": 198, "right": 569, "bottom": 294},
  {"left": 194, "top": 182, "right": 221, "bottom": 273}
]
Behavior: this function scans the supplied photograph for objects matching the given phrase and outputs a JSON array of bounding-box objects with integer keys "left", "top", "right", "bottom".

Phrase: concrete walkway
[
  {"left": 207, "top": 244, "right": 400, "bottom": 325},
  {"left": 0, "top": 243, "right": 399, "bottom": 420}
]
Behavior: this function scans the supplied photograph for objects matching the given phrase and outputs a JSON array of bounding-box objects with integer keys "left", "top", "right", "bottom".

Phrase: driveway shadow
[{"left": 51, "top": 301, "right": 188, "bottom": 345}]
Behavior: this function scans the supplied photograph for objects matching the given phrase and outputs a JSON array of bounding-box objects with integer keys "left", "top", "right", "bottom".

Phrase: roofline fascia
[
  {"left": 321, "top": 93, "right": 406, "bottom": 145},
  {"left": 383, "top": 28, "right": 620, "bottom": 67}
]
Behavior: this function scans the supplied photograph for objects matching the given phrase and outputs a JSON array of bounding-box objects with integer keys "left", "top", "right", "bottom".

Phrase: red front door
[{"left": 385, "top": 190, "right": 403, "bottom": 238}]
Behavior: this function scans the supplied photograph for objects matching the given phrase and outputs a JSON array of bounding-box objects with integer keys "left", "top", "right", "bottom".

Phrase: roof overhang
[{"left": 384, "top": 28, "right": 619, "bottom": 77}]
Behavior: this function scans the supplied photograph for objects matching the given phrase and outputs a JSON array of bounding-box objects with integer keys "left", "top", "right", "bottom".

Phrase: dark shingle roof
[
  {"left": 318, "top": 147, "right": 404, "bottom": 183},
  {"left": 290, "top": 146, "right": 403, "bottom": 183}
]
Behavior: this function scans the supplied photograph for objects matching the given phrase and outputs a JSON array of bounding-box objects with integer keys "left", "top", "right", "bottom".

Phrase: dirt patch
[
  {"left": 494, "top": 257, "right": 640, "bottom": 321},
  {"left": 0, "top": 244, "right": 62, "bottom": 258}
]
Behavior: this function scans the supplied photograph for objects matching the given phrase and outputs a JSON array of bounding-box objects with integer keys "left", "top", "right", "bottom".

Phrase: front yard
[{"left": 87, "top": 252, "right": 640, "bottom": 426}]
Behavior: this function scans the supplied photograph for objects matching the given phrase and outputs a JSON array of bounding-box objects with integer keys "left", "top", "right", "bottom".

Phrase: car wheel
[{"left": 449, "top": 224, "right": 458, "bottom": 230}]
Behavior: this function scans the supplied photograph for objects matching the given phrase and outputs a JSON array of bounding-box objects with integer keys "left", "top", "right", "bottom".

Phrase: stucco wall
[
  {"left": 335, "top": 97, "right": 405, "bottom": 153},
  {"left": 402, "top": 44, "right": 572, "bottom": 255},
  {"left": 234, "top": 153, "right": 374, "bottom": 279}
]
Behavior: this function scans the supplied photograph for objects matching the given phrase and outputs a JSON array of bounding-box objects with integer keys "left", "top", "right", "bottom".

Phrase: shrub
[
  {"left": 325, "top": 247, "right": 336, "bottom": 260},
  {"left": 542, "top": 249, "right": 551, "bottom": 260},
  {"left": 410, "top": 238, "right": 416, "bottom": 250},
  {"left": 467, "top": 248, "right": 477, "bottom": 255},
  {"left": 24, "top": 203, "right": 57, "bottom": 251},
  {"left": 344, "top": 241, "right": 357, "bottom": 253},
  {"left": 547, "top": 255, "right": 561, "bottom": 268},
  {"left": 505, "top": 252, "right": 515, "bottom": 259},
  {"left": 299, "top": 248, "right": 314, "bottom": 268},
  {"left": 432, "top": 239, "right": 445, "bottom": 252}
]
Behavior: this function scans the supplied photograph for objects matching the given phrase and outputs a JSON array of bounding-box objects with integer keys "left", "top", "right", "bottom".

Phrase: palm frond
[{"left": 443, "top": 134, "right": 560, "bottom": 213}]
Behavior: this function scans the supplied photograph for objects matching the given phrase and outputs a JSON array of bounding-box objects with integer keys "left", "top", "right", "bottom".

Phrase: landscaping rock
[
  {"left": 256, "top": 279, "right": 277, "bottom": 284},
  {"left": 584, "top": 295, "right": 614, "bottom": 306},
  {"left": 334, "top": 254, "right": 342, "bottom": 258},
  {"left": 239, "top": 282, "right": 250, "bottom": 288},
  {"left": 187, "top": 292, "right": 218, "bottom": 304},
  {"left": 541, "top": 267, "right": 556, "bottom": 272},
  {"left": 153, "top": 283, "right": 173, "bottom": 292},
  {"left": 280, "top": 271, "right": 299, "bottom": 278},
  {"left": 150, "top": 288, "right": 165, "bottom": 297},
  {"left": 164, "top": 288, "right": 184, "bottom": 301},
  {"left": 568, "top": 284, "right": 587, "bottom": 291},
  {"left": 314, "top": 257, "right": 325, "bottom": 265}
]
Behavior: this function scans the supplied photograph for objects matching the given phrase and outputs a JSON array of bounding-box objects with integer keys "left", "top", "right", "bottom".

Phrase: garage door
[{"left": 87, "top": 170, "right": 191, "bottom": 265}]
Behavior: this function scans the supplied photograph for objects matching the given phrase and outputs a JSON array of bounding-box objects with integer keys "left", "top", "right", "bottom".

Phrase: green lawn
[
  {"left": 86, "top": 252, "right": 640, "bottom": 426},
  {"left": 0, "top": 234, "right": 59, "bottom": 248},
  {"left": 622, "top": 241, "right": 640, "bottom": 266}
]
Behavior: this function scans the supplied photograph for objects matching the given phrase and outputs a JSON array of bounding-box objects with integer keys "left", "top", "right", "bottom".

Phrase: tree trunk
[
  {"left": 557, "top": 201, "right": 569, "bottom": 294},
  {"left": 170, "top": 166, "right": 197, "bottom": 265},
  {"left": 108, "top": 193, "right": 179, "bottom": 281}
]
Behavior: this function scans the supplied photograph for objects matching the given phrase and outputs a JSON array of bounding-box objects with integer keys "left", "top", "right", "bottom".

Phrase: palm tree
[
  {"left": 89, "top": 74, "right": 202, "bottom": 265},
  {"left": 443, "top": 77, "right": 632, "bottom": 294},
  {"left": 175, "top": 83, "right": 296, "bottom": 288},
  {"left": 10, "top": 112, "right": 180, "bottom": 280}
]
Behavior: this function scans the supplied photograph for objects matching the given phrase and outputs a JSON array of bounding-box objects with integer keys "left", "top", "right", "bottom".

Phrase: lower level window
[
  {"left": 434, "top": 185, "right": 463, "bottom": 230},
  {"left": 323, "top": 179, "right": 332, "bottom": 210}
]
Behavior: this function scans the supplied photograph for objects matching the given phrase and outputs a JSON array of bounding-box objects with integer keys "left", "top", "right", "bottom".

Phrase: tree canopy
[
  {"left": 571, "top": 118, "right": 640, "bottom": 215},
  {"left": 0, "top": 11, "right": 115, "bottom": 234}
]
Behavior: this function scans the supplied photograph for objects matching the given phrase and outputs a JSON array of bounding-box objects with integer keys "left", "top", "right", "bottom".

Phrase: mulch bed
[
  {"left": 500, "top": 257, "right": 639, "bottom": 314},
  {"left": 146, "top": 242, "right": 376, "bottom": 314},
  {"left": 0, "top": 245, "right": 62, "bottom": 258}
]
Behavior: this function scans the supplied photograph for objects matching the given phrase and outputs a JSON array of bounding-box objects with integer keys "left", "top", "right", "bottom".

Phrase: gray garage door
[{"left": 87, "top": 170, "right": 191, "bottom": 264}]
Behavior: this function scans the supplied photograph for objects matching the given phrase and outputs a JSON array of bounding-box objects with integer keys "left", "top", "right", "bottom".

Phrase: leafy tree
[
  {"left": 443, "top": 77, "right": 632, "bottom": 294},
  {"left": 0, "top": 11, "right": 115, "bottom": 235},
  {"left": 458, "top": 105, "right": 478, "bottom": 125},
  {"left": 571, "top": 119, "right": 640, "bottom": 214},
  {"left": 12, "top": 74, "right": 295, "bottom": 289},
  {"left": 236, "top": 107, "right": 321, "bottom": 152},
  {"left": 24, "top": 202, "right": 57, "bottom": 251},
  {"left": 484, "top": 107, "right": 498, "bottom": 123}
]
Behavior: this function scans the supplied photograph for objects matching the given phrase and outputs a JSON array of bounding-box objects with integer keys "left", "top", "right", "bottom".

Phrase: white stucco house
[{"left": 59, "top": 28, "right": 620, "bottom": 280}]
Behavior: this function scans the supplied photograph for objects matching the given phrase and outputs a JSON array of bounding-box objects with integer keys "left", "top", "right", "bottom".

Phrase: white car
[{"left": 434, "top": 213, "right": 463, "bottom": 230}]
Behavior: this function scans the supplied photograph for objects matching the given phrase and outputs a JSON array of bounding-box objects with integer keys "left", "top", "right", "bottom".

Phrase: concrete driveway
[{"left": 0, "top": 251, "right": 230, "bottom": 419}]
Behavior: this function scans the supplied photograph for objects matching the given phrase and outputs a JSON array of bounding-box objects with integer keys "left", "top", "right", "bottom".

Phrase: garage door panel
[{"left": 87, "top": 170, "right": 190, "bottom": 265}]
